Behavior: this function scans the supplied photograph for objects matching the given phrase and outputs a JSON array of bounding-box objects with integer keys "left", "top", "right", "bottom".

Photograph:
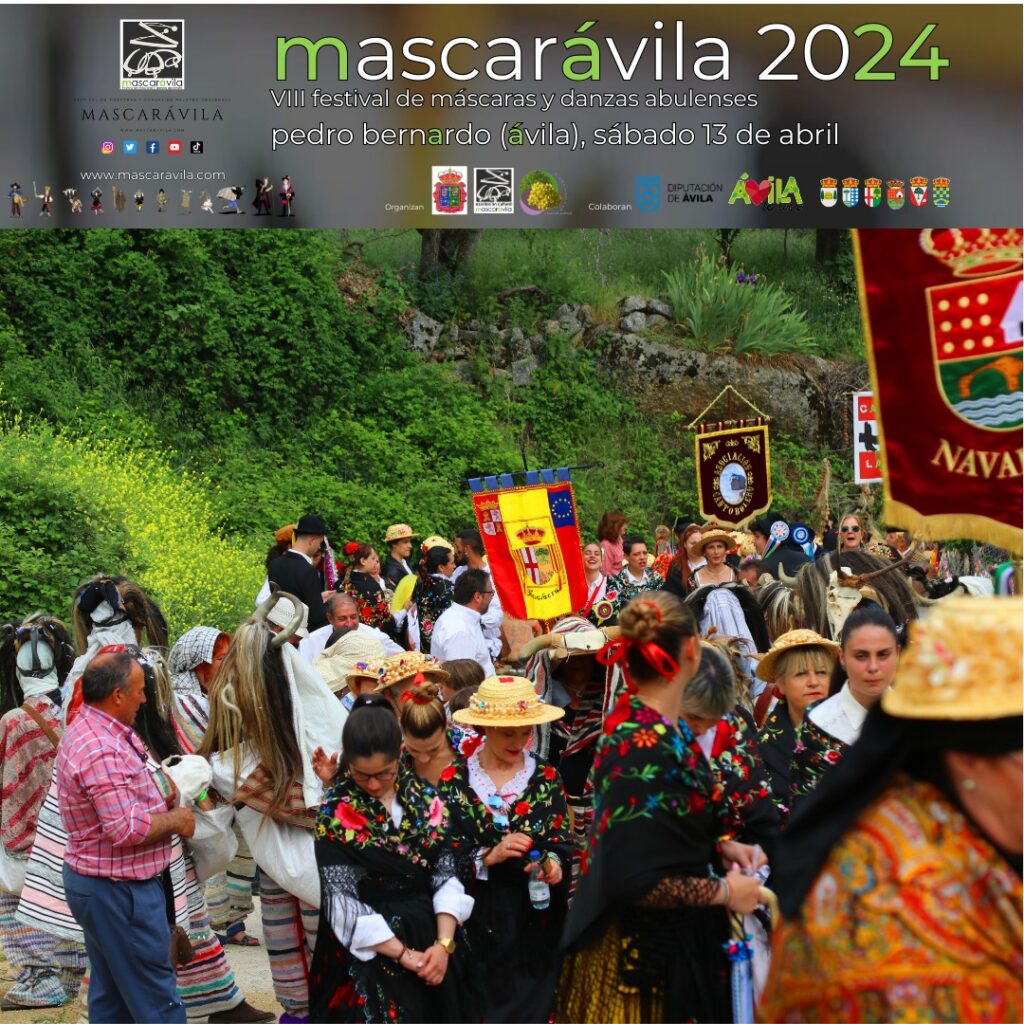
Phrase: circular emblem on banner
[
  {"left": 790, "top": 524, "right": 812, "bottom": 546},
  {"left": 717, "top": 461, "right": 749, "bottom": 506},
  {"left": 770, "top": 520, "right": 790, "bottom": 543}
]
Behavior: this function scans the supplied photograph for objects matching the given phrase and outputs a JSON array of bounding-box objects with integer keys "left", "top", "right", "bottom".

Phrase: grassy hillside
[{"left": 0, "top": 229, "right": 855, "bottom": 632}]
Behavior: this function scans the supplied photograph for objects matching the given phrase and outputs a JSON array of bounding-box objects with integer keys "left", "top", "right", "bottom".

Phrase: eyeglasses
[
  {"left": 348, "top": 764, "right": 399, "bottom": 785},
  {"left": 840, "top": 525, "right": 861, "bottom": 533}
]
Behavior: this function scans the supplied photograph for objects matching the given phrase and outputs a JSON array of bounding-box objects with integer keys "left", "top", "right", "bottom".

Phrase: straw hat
[
  {"left": 384, "top": 523, "right": 417, "bottom": 544},
  {"left": 452, "top": 674, "right": 565, "bottom": 727},
  {"left": 421, "top": 535, "right": 453, "bottom": 553},
  {"left": 313, "top": 631, "right": 386, "bottom": 693},
  {"left": 697, "top": 528, "right": 735, "bottom": 555},
  {"left": 757, "top": 629, "right": 839, "bottom": 683},
  {"left": 374, "top": 651, "right": 450, "bottom": 694},
  {"left": 883, "top": 597, "right": 1022, "bottom": 720}
]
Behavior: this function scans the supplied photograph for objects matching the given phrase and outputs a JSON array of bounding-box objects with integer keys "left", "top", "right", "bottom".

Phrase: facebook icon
[{"left": 146, "top": 140, "right": 160, "bottom": 155}]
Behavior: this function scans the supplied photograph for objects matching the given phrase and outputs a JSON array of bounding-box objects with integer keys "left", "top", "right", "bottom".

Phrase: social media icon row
[{"left": 101, "top": 140, "right": 203, "bottom": 156}]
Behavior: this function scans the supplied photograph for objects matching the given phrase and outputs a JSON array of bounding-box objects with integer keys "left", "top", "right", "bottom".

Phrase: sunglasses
[{"left": 840, "top": 525, "right": 861, "bottom": 533}]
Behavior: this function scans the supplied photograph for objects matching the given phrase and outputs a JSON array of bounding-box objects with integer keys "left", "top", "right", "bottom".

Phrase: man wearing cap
[
  {"left": 749, "top": 516, "right": 810, "bottom": 580},
  {"left": 430, "top": 569, "right": 496, "bottom": 677},
  {"left": 382, "top": 524, "right": 417, "bottom": 588},
  {"left": 299, "top": 593, "right": 403, "bottom": 664},
  {"left": 266, "top": 515, "right": 329, "bottom": 631}
]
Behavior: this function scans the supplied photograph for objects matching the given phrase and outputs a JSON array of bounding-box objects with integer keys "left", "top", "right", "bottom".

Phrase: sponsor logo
[
  {"left": 636, "top": 175, "right": 660, "bottom": 214},
  {"left": 909, "top": 176, "right": 929, "bottom": 207},
  {"left": 120, "top": 19, "right": 184, "bottom": 90},
  {"left": 727, "top": 173, "right": 802, "bottom": 208},
  {"left": 887, "top": 179, "right": 905, "bottom": 210},
  {"left": 666, "top": 182, "right": 720, "bottom": 204},
  {"left": 932, "top": 177, "right": 951, "bottom": 208},
  {"left": 842, "top": 177, "right": 860, "bottom": 208},
  {"left": 472, "top": 167, "right": 513, "bottom": 214},
  {"left": 820, "top": 177, "right": 838, "bottom": 208},
  {"left": 519, "top": 170, "right": 567, "bottom": 216},
  {"left": 432, "top": 166, "right": 468, "bottom": 215},
  {"left": 864, "top": 177, "right": 883, "bottom": 208}
]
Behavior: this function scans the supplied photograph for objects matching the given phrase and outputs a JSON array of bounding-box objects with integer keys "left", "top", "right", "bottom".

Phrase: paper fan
[{"left": 391, "top": 573, "right": 417, "bottom": 612}]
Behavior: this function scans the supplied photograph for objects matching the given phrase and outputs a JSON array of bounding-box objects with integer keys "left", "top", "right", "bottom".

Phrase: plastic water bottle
[{"left": 527, "top": 850, "right": 550, "bottom": 910}]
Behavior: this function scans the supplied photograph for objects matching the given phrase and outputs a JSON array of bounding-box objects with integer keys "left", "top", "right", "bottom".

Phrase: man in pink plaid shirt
[{"left": 56, "top": 647, "right": 195, "bottom": 1023}]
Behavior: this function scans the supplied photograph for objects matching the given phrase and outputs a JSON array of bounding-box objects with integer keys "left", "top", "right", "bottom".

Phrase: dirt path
[{"left": 1, "top": 903, "right": 280, "bottom": 1023}]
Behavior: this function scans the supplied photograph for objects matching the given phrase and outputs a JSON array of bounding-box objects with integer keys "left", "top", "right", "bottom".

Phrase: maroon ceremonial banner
[
  {"left": 694, "top": 420, "right": 772, "bottom": 527},
  {"left": 854, "top": 229, "right": 1023, "bottom": 553}
]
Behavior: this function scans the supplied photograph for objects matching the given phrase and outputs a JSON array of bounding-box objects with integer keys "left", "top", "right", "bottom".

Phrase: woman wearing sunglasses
[
  {"left": 309, "top": 694, "right": 479, "bottom": 1024},
  {"left": 837, "top": 511, "right": 869, "bottom": 552}
]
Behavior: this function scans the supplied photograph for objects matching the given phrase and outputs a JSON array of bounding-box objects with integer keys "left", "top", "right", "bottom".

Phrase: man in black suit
[{"left": 266, "top": 514, "right": 330, "bottom": 631}]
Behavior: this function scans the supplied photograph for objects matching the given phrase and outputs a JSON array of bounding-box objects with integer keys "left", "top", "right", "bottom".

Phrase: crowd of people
[{"left": 0, "top": 505, "right": 1019, "bottom": 1024}]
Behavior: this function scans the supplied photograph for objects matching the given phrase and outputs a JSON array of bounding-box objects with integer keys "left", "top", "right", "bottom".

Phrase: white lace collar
[{"left": 467, "top": 749, "right": 535, "bottom": 817}]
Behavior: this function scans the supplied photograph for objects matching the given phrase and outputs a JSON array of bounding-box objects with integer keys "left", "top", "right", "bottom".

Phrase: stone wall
[{"left": 402, "top": 297, "right": 868, "bottom": 450}]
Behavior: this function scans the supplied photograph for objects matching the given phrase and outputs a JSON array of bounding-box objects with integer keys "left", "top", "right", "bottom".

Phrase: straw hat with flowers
[
  {"left": 421, "top": 535, "right": 453, "bottom": 554},
  {"left": 452, "top": 674, "right": 565, "bottom": 728},
  {"left": 384, "top": 523, "right": 417, "bottom": 544},
  {"left": 883, "top": 597, "right": 1022, "bottom": 720},
  {"left": 374, "top": 651, "right": 450, "bottom": 694},
  {"left": 757, "top": 629, "right": 840, "bottom": 683}
]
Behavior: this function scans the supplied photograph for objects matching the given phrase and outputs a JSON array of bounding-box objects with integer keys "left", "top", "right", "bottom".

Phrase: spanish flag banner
[
  {"left": 854, "top": 228, "right": 1023, "bottom": 553},
  {"left": 471, "top": 471, "right": 588, "bottom": 620}
]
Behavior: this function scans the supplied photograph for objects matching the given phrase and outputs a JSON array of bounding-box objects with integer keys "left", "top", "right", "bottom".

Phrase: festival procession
[{"left": 0, "top": 226, "right": 1021, "bottom": 1024}]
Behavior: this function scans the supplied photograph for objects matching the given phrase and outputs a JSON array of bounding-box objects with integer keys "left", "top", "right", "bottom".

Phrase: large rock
[
  {"left": 620, "top": 311, "right": 648, "bottom": 333},
  {"left": 621, "top": 295, "right": 647, "bottom": 314},
  {"left": 601, "top": 333, "right": 868, "bottom": 447},
  {"left": 511, "top": 356, "right": 539, "bottom": 386},
  {"left": 404, "top": 312, "right": 444, "bottom": 356}
]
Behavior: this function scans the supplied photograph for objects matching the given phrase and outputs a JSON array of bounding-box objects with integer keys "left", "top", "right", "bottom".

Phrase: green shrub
[{"left": 662, "top": 253, "right": 817, "bottom": 355}]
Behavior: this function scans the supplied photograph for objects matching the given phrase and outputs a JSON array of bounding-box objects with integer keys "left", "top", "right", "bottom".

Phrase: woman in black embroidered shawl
[
  {"left": 447, "top": 674, "right": 574, "bottom": 1024},
  {"left": 558, "top": 593, "right": 765, "bottom": 1024},
  {"left": 308, "top": 695, "right": 478, "bottom": 1024}
]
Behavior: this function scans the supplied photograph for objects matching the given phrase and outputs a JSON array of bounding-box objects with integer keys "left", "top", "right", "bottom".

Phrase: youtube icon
[{"left": 167, "top": 140, "right": 183, "bottom": 155}]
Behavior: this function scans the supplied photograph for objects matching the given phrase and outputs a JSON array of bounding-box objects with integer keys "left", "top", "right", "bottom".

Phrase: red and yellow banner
[
  {"left": 473, "top": 482, "right": 588, "bottom": 620},
  {"left": 854, "top": 228, "right": 1023, "bottom": 553}
]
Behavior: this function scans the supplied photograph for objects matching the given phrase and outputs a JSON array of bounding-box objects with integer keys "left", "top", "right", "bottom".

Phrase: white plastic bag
[
  {"left": 161, "top": 754, "right": 214, "bottom": 806},
  {"left": 0, "top": 843, "right": 27, "bottom": 895},
  {"left": 235, "top": 805, "right": 320, "bottom": 908},
  {"left": 187, "top": 804, "right": 239, "bottom": 883}
]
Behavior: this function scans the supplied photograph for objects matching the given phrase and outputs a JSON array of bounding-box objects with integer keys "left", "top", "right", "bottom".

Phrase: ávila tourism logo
[{"left": 727, "top": 173, "right": 802, "bottom": 209}]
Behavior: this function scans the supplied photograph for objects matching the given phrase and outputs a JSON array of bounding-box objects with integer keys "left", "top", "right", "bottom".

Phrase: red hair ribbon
[
  {"left": 597, "top": 636, "right": 680, "bottom": 682},
  {"left": 636, "top": 599, "right": 663, "bottom": 621}
]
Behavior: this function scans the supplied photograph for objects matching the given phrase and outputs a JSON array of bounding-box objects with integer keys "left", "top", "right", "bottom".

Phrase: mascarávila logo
[{"left": 121, "top": 20, "right": 184, "bottom": 90}]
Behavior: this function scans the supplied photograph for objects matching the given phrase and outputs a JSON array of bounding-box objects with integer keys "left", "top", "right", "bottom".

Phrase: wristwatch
[{"left": 434, "top": 937, "right": 456, "bottom": 955}]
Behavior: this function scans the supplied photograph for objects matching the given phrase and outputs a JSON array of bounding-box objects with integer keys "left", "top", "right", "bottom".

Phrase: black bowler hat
[
  {"left": 295, "top": 514, "right": 328, "bottom": 536},
  {"left": 672, "top": 516, "right": 695, "bottom": 534}
]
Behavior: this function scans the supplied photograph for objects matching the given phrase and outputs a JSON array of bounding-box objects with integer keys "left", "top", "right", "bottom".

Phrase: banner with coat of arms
[
  {"left": 470, "top": 468, "right": 588, "bottom": 620},
  {"left": 693, "top": 419, "right": 772, "bottom": 526},
  {"left": 854, "top": 228, "right": 1023, "bottom": 553}
]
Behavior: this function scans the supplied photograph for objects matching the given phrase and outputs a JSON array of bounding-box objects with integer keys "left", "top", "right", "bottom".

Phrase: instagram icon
[{"left": 100, "top": 140, "right": 115, "bottom": 155}]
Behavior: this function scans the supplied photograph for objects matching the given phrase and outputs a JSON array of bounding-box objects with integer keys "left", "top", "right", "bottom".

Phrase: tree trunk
[
  {"left": 716, "top": 229, "right": 740, "bottom": 266},
  {"left": 814, "top": 229, "right": 843, "bottom": 265},
  {"left": 417, "top": 229, "right": 482, "bottom": 280}
]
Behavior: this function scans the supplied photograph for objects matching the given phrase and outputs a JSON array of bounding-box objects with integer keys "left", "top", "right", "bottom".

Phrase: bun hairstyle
[
  {"left": 397, "top": 682, "right": 447, "bottom": 740},
  {"left": 617, "top": 592, "right": 697, "bottom": 684},
  {"left": 341, "top": 692, "right": 402, "bottom": 768}
]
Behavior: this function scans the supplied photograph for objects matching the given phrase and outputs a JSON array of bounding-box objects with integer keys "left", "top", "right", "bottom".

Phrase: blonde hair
[
  {"left": 199, "top": 621, "right": 304, "bottom": 819},
  {"left": 774, "top": 646, "right": 836, "bottom": 682},
  {"left": 617, "top": 592, "right": 697, "bottom": 684},
  {"left": 397, "top": 682, "right": 447, "bottom": 740}
]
